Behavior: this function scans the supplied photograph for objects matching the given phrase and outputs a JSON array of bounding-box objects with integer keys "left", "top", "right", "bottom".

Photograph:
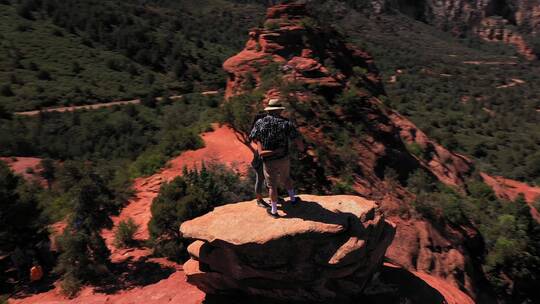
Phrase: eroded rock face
[
  {"left": 222, "top": 2, "right": 483, "bottom": 300},
  {"left": 369, "top": 0, "right": 540, "bottom": 59},
  {"left": 180, "top": 195, "right": 396, "bottom": 302},
  {"left": 474, "top": 16, "right": 537, "bottom": 60},
  {"left": 223, "top": 3, "right": 383, "bottom": 99}
]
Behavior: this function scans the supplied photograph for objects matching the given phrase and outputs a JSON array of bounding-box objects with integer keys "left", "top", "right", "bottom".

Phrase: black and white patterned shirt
[{"left": 249, "top": 114, "right": 299, "bottom": 153}]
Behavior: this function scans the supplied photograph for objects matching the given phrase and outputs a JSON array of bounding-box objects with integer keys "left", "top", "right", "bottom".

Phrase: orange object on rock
[{"left": 30, "top": 265, "right": 43, "bottom": 282}]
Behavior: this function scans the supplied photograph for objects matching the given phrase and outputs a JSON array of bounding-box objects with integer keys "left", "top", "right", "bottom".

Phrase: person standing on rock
[{"left": 249, "top": 98, "right": 304, "bottom": 218}]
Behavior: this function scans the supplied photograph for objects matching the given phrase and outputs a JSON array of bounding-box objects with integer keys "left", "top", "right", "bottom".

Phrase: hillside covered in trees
[{"left": 1, "top": 0, "right": 538, "bottom": 185}]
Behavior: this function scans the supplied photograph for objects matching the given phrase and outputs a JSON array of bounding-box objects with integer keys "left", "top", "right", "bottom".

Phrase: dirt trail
[
  {"left": 496, "top": 78, "right": 525, "bottom": 89},
  {"left": 14, "top": 91, "right": 219, "bottom": 116},
  {"left": 462, "top": 60, "right": 518, "bottom": 65}
]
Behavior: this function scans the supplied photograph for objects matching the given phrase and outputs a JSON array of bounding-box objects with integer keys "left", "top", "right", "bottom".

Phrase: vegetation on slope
[
  {"left": 310, "top": 1, "right": 540, "bottom": 185},
  {"left": 0, "top": 0, "right": 263, "bottom": 111},
  {"left": 406, "top": 169, "right": 540, "bottom": 302}
]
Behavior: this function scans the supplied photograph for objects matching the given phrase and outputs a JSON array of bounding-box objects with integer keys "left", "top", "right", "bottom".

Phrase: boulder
[{"left": 180, "top": 195, "right": 396, "bottom": 302}]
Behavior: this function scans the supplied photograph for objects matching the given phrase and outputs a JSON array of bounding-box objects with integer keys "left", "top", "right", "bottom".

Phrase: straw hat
[{"left": 264, "top": 98, "right": 286, "bottom": 111}]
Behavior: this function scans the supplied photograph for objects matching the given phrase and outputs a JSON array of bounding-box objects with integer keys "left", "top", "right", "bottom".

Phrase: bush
[
  {"left": 332, "top": 180, "right": 355, "bottom": 194},
  {"left": 16, "top": 0, "right": 36, "bottom": 19},
  {"left": 264, "top": 20, "right": 280, "bottom": 30},
  {"left": 406, "top": 142, "right": 424, "bottom": 158},
  {"left": 59, "top": 273, "right": 83, "bottom": 298},
  {"left": 534, "top": 198, "right": 540, "bottom": 212},
  {"left": 1, "top": 84, "right": 14, "bottom": 97},
  {"left": 222, "top": 92, "right": 263, "bottom": 138},
  {"left": 149, "top": 164, "right": 252, "bottom": 260},
  {"left": 37, "top": 69, "right": 51, "bottom": 80},
  {"left": 114, "top": 218, "right": 139, "bottom": 248}
]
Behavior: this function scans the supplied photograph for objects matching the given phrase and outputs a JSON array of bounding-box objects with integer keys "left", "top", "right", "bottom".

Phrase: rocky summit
[{"left": 180, "top": 195, "right": 396, "bottom": 302}]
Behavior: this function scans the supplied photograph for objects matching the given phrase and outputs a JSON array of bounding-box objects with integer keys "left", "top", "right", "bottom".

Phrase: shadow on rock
[
  {"left": 202, "top": 264, "right": 447, "bottom": 304},
  {"left": 94, "top": 257, "right": 175, "bottom": 294},
  {"left": 279, "top": 200, "right": 357, "bottom": 226},
  {"left": 359, "top": 265, "right": 447, "bottom": 304}
]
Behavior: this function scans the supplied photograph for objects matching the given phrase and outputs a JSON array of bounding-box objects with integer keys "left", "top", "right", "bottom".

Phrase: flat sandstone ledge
[{"left": 180, "top": 195, "right": 396, "bottom": 302}]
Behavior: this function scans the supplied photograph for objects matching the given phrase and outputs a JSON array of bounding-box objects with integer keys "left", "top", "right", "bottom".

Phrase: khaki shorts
[{"left": 263, "top": 156, "right": 292, "bottom": 189}]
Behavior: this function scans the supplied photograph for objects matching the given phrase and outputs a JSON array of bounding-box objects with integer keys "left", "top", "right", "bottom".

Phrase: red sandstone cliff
[
  {"left": 223, "top": 3, "right": 483, "bottom": 301},
  {"left": 368, "top": 0, "right": 540, "bottom": 60}
]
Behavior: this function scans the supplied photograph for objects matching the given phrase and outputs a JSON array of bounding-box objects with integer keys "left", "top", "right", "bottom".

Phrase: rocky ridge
[
  {"left": 181, "top": 195, "right": 396, "bottom": 302},
  {"left": 223, "top": 3, "right": 481, "bottom": 300},
  {"left": 368, "top": 0, "right": 540, "bottom": 59},
  {"left": 224, "top": 4, "right": 477, "bottom": 295}
]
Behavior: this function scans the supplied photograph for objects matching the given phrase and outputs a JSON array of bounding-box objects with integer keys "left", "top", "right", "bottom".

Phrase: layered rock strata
[
  {"left": 221, "top": 2, "right": 481, "bottom": 299},
  {"left": 181, "top": 195, "right": 396, "bottom": 302}
]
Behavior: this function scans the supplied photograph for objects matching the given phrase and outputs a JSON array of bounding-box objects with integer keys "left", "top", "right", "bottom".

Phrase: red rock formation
[
  {"left": 389, "top": 112, "right": 473, "bottom": 188},
  {"left": 481, "top": 172, "right": 540, "bottom": 222},
  {"left": 475, "top": 17, "right": 537, "bottom": 60},
  {"left": 369, "top": 0, "right": 540, "bottom": 60},
  {"left": 222, "top": 2, "right": 484, "bottom": 300},
  {"left": 181, "top": 195, "right": 396, "bottom": 302}
]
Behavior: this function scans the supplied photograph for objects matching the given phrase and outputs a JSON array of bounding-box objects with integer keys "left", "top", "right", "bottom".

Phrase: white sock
[
  {"left": 288, "top": 189, "right": 296, "bottom": 201},
  {"left": 271, "top": 201, "right": 278, "bottom": 214}
]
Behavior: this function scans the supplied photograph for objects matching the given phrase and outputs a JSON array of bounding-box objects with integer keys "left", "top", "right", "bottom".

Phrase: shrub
[
  {"left": 37, "top": 69, "right": 51, "bottom": 80},
  {"left": 114, "top": 218, "right": 139, "bottom": 248},
  {"left": 534, "top": 198, "right": 540, "bottom": 212},
  {"left": 406, "top": 142, "right": 423, "bottom": 158},
  {"left": 299, "top": 17, "right": 318, "bottom": 29},
  {"left": 264, "top": 20, "right": 280, "bottom": 30},
  {"left": 16, "top": 0, "right": 36, "bottom": 19},
  {"left": 332, "top": 180, "right": 355, "bottom": 194},
  {"left": 0, "top": 84, "right": 14, "bottom": 97},
  {"left": 129, "top": 149, "right": 168, "bottom": 178},
  {"left": 222, "top": 92, "right": 263, "bottom": 138},
  {"left": 149, "top": 164, "right": 252, "bottom": 260},
  {"left": 412, "top": 192, "right": 439, "bottom": 220},
  {"left": 59, "top": 273, "right": 83, "bottom": 298}
]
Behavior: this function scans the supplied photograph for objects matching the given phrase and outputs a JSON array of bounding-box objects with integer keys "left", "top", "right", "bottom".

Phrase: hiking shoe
[
  {"left": 290, "top": 196, "right": 302, "bottom": 206},
  {"left": 266, "top": 208, "right": 279, "bottom": 218},
  {"left": 257, "top": 198, "right": 270, "bottom": 209}
]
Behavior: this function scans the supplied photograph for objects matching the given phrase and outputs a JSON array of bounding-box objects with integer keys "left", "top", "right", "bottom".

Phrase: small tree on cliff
[
  {"left": 39, "top": 158, "right": 55, "bottom": 189},
  {"left": 222, "top": 91, "right": 264, "bottom": 146},
  {"left": 54, "top": 166, "right": 115, "bottom": 297}
]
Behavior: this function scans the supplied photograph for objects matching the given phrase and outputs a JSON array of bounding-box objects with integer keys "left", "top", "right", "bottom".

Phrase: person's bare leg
[
  {"left": 269, "top": 186, "right": 278, "bottom": 213},
  {"left": 264, "top": 161, "right": 279, "bottom": 214},
  {"left": 282, "top": 157, "right": 296, "bottom": 202}
]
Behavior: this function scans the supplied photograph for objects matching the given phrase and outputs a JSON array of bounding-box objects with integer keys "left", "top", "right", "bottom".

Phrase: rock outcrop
[
  {"left": 181, "top": 195, "right": 396, "bottom": 302},
  {"left": 475, "top": 16, "right": 537, "bottom": 60},
  {"left": 222, "top": 2, "right": 483, "bottom": 300},
  {"left": 367, "top": 0, "right": 540, "bottom": 59},
  {"left": 223, "top": 3, "right": 384, "bottom": 99}
]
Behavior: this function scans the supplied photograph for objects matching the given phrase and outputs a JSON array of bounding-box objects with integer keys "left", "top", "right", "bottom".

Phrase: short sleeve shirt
[{"left": 249, "top": 115, "right": 299, "bottom": 152}]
